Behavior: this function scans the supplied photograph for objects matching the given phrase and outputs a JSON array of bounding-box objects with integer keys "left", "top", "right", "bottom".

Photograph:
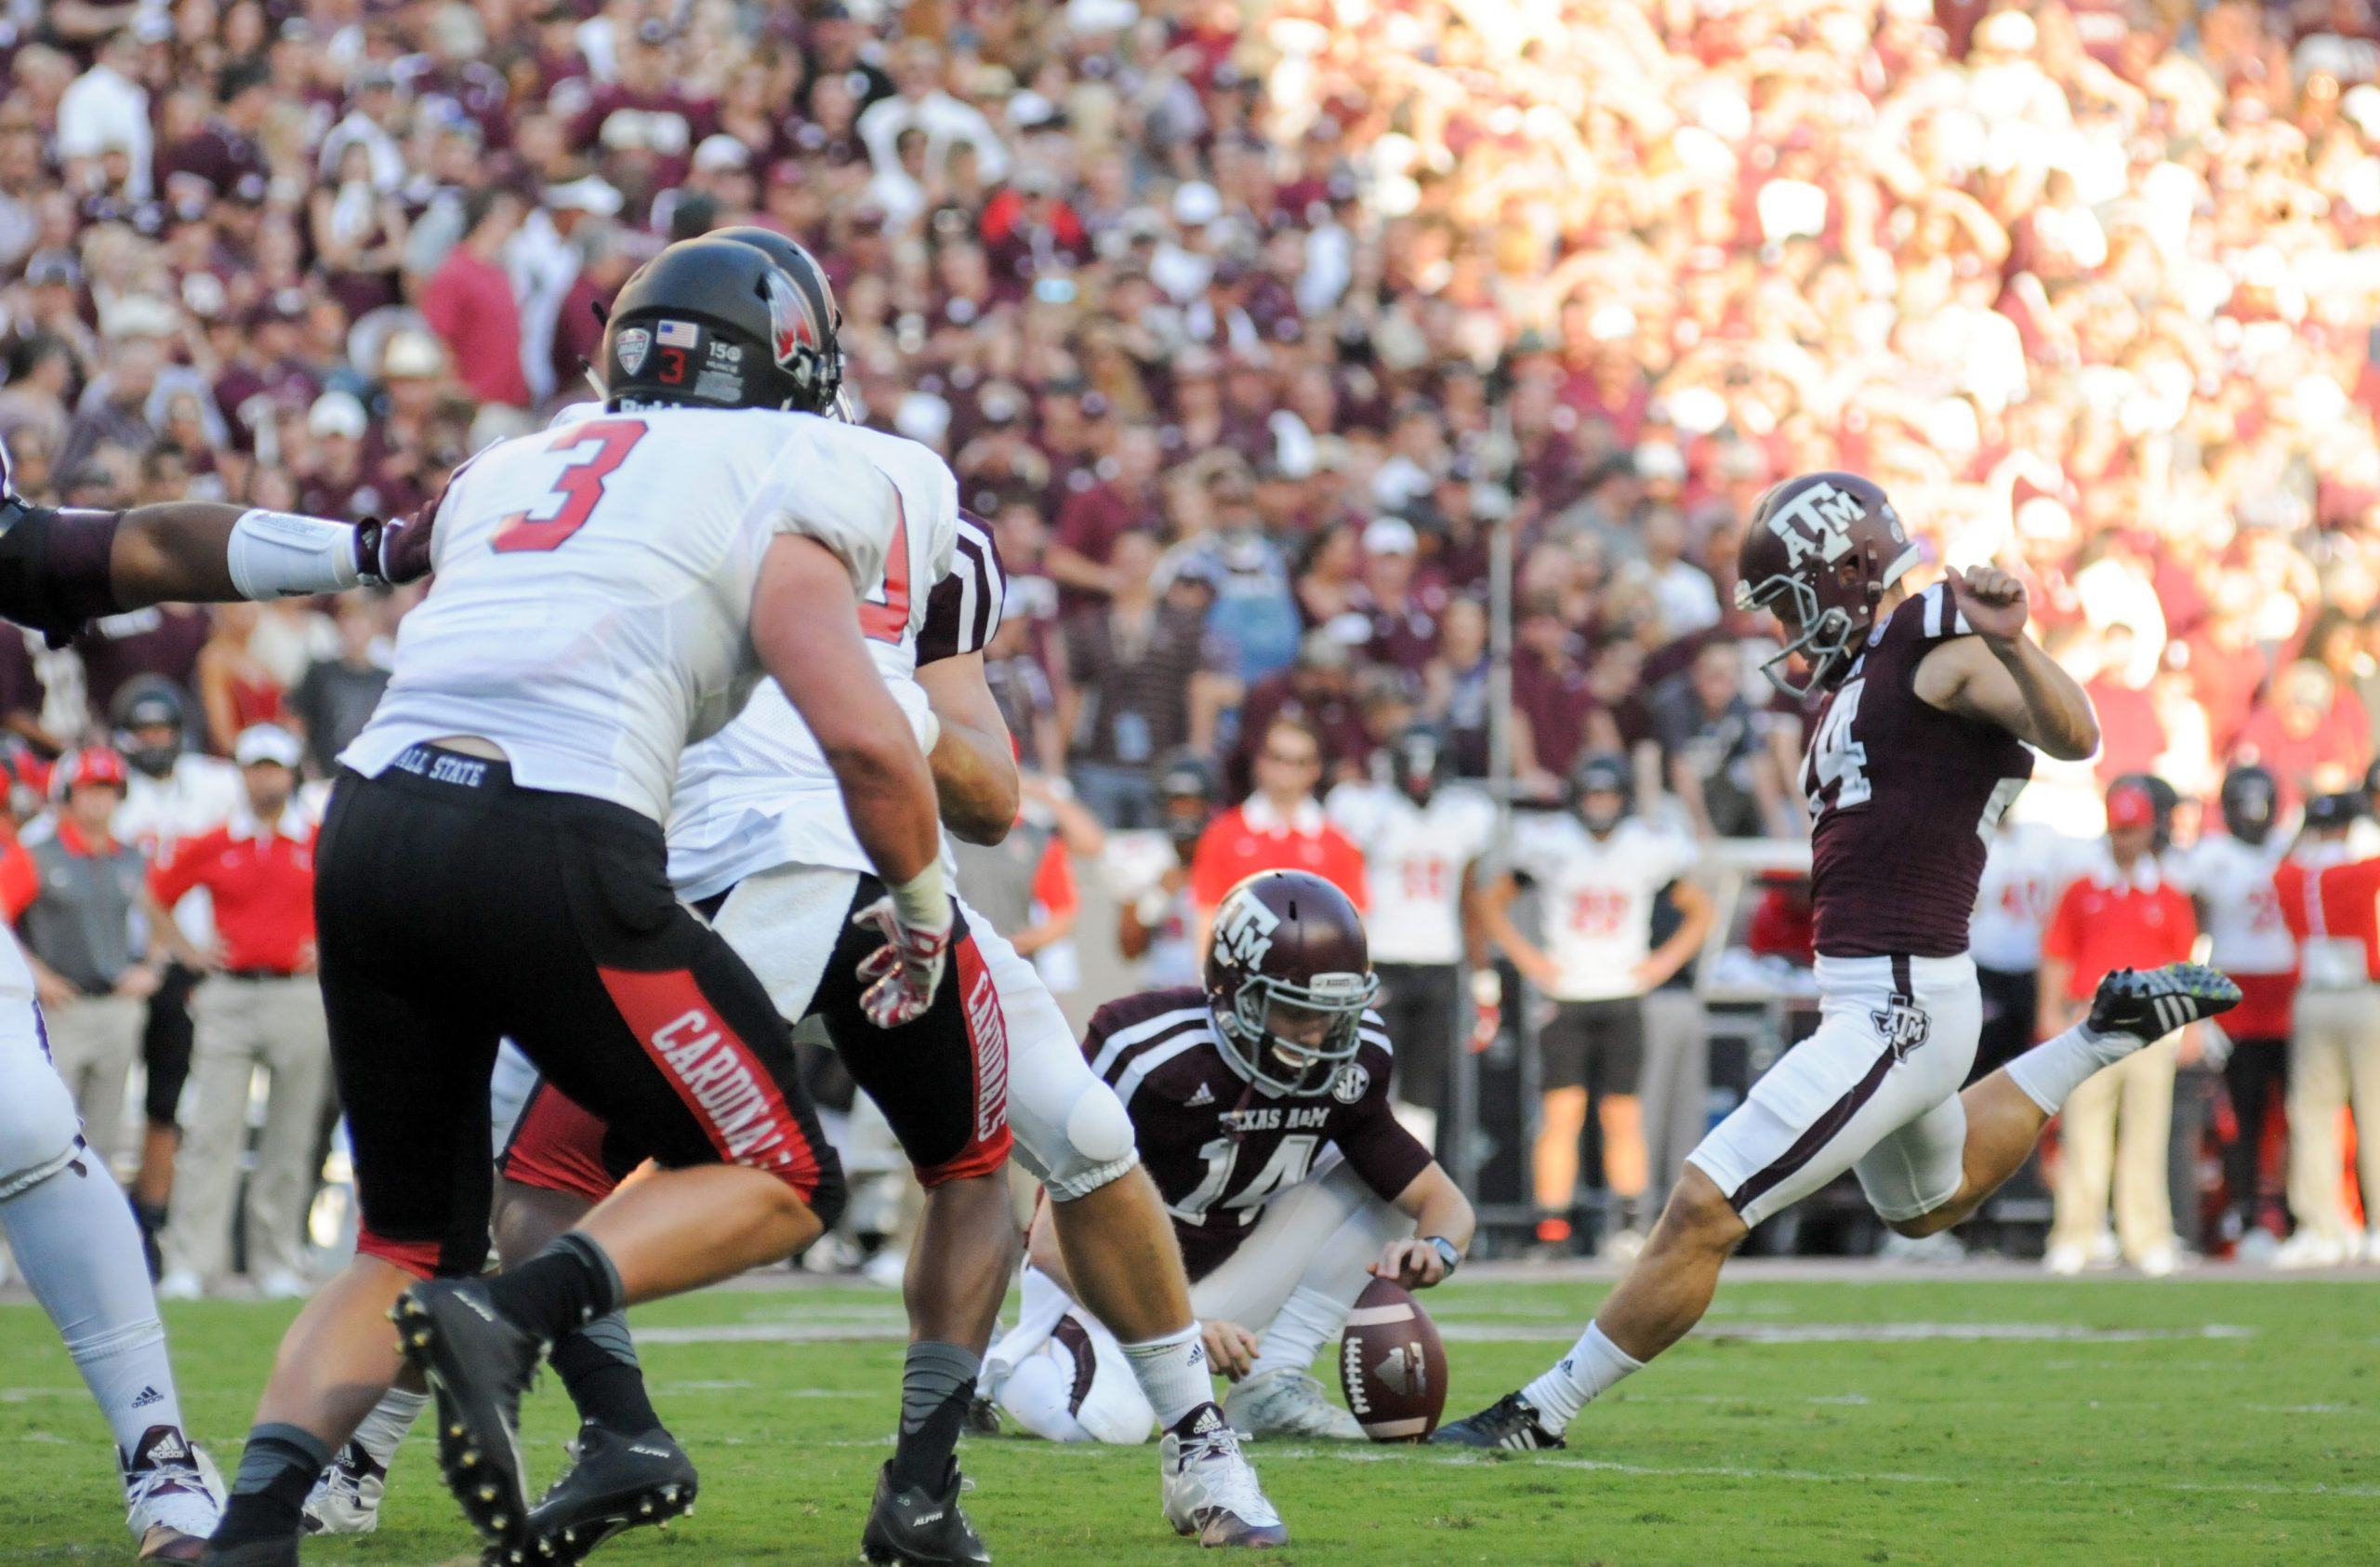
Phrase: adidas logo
[
  {"left": 136, "top": 1428, "right": 189, "bottom": 1465},
  {"left": 1190, "top": 1406, "right": 1223, "bottom": 1436},
  {"left": 131, "top": 1386, "right": 165, "bottom": 1409},
  {"left": 1185, "top": 1082, "right": 1215, "bottom": 1108}
]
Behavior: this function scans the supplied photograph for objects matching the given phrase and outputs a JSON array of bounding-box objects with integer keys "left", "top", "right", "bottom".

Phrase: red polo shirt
[
  {"left": 1189, "top": 795, "right": 1368, "bottom": 912},
  {"left": 2041, "top": 855, "right": 2197, "bottom": 1006},
  {"left": 149, "top": 809, "right": 318, "bottom": 974},
  {"left": 2275, "top": 853, "right": 2380, "bottom": 985}
]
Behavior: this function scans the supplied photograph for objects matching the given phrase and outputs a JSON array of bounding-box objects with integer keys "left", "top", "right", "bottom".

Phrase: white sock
[
  {"left": 1249, "top": 1287, "right": 1352, "bottom": 1381},
  {"left": 0, "top": 1162, "right": 185, "bottom": 1459},
  {"left": 1520, "top": 1321, "right": 1644, "bottom": 1435},
  {"left": 1118, "top": 1321, "right": 1213, "bottom": 1429},
  {"left": 350, "top": 1387, "right": 428, "bottom": 1467},
  {"left": 2005, "top": 1021, "right": 2134, "bottom": 1116}
]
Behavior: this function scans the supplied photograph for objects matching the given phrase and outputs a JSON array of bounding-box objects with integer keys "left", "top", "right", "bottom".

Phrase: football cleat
[
  {"left": 1222, "top": 1369, "right": 1364, "bottom": 1441},
  {"left": 962, "top": 1394, "right": 1003, "bottom": 1438},
  {"left": 301, "top": 1439, "right": 389, "bottom": 1535},
  {"left": 195, "top": 1542, "right": 298, "bottom": 1566},
  {"left": 860, "top": 1458, "right": 991, "bottom": 1565},
  {"left": 1428, "top": 1391, "right": 1566, "bottom": 1451},
  {"left": 392, "top": 1279, "right": 545, "bottom": 1562},
  {"left": 125, "top": 1424, "right": 221, "bottom": 1561},
  {"left": 2085, "top": 964, "right": 2241, "bottom": 1044},
  {"left": 524, "top": 1422, "right": 698, "bottom": 1564},
  {"left": 1158, "top": 1404, "right": 1289, "bottom": 1548}
]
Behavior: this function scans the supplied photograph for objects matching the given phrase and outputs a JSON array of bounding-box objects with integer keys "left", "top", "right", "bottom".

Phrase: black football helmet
[
  {"left": 1381, "top": 722, "right": 1448, "bottom": 805},
  {"left": 1156, "top": 748, "right": 1218, "bottom": 857},
  {"left": 602, "top": 235, "right": 844, "bottom": 415},
  {"left": 1734, "top": 471, "right": 1919, "bottom": 699},
  {"left": 111, "top": 675, "right": 189, "bottom": 778},
  {"left": 708, "top": 225, "right": 855, "bottom": 418},
  {"left": 2218, "top": 764, "right": 2278, "bottom": 846},
  {"left": 1569, "top": 750, "right": 1633, "bottom": 835},
  {"left": 1204, "top": 870, "right": 1379, "bottom": 1098}
]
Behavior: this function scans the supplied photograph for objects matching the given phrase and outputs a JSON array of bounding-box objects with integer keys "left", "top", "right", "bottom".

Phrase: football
[{"left": 1338, "top": 1275, "right": 1449, "bottom": 1441}]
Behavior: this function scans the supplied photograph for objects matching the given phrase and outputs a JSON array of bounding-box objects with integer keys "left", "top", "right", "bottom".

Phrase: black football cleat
[
  {"left": 522, "top": 1422, "right": 697, "bottom": 1564},
  {"left": 860, "top": 1459, "right": 991, "bottom": 1565},
  {"left": 2087, "top": 963, "right": 2241, "bottom": 1044},
  {"left": 962, "top": 1394, "right": 1002, "bottom": 1438},
  {"left": 391, "top": 1279, "right": 545, "bottom": 1565},
  {"left": 1428, "top": 1391, "right": 1566, "bottom": 1451},
  {"left": 196, "top": 1542, "right": 298, "bottom": 1566}
]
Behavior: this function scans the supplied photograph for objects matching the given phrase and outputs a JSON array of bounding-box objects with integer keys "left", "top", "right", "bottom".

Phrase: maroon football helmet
[
  {"left": 1204, "top": 870, "right": 1378, "bottom": 1097},
  {"left": 1733, "top": 471, "right": 1919, "bottom": 698}
]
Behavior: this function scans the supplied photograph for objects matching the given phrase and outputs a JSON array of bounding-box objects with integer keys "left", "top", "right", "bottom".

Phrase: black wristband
[{"left": 1424, "top": 1235, "right": 1461, "bottom": 1278}]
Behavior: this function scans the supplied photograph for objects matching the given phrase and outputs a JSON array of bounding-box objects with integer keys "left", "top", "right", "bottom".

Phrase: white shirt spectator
[
  {"left": 1971, "top": 821, "right": 2089, "bottom": 974},
  {"left": 56, "top": 57, "right": 152, "bottom": 201},
  {"left": 858, "top": 90, "right": 1011, "bottom": 189}
]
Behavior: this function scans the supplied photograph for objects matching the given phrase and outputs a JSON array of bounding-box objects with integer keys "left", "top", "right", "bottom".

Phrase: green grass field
[{"left": 2, "top": 1271, "right": 2373, "bottom": 1566}]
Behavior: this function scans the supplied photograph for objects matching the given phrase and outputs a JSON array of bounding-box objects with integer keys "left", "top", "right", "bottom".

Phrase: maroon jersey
[
  {"left": 1802, "top": 582, "right": 2034, "bottom": 960},
  {"left": 1083, "top": 988, "right": 1431, "bottom": 1277}
]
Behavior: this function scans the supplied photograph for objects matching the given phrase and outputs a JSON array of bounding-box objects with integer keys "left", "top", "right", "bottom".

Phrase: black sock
[
  {"left": 888, "top": 1341, "right": 978, "bottom": 1492},
  {"left": 208, "top": 1424, "right": 328, "bottom": 1547},
  {"left": 483, "top": 1233, "right": 623, "bottom": 1342},
  {"left": 552, "top": 1312, "right": 660, "bottom": 1435}
]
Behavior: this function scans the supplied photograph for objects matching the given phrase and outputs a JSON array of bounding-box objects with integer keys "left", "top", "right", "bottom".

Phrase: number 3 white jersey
[
  {"left": 1511, "top": 813, "right": 1699, "bottom": 1001},
  {"left": 668, "top": 425, "right": 998, "bottom": 902},
  {"left": 342, "top": 407, "right": 903, "bottom": 824},
  {"left": 1323, "top": 781, "right": 1496, "bottom": 965}
]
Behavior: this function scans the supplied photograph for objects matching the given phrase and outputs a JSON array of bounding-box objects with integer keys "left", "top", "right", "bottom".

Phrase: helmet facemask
[
  {"left": 1216, "top": 969, "right": 1378, "bottom": 1098},
  {"left": 1737, "top": 570, "right": 1860, "bottom": 700}
]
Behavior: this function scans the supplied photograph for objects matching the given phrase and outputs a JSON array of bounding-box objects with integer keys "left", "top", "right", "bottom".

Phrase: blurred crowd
[{"left": 3, "top": 0, "right": 2380, "bottom": 1280}]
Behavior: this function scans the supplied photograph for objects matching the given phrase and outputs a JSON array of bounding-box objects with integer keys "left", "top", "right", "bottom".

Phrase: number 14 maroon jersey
[{"left": 1801, "top": 581, "right": 2035, "bottom": 961}]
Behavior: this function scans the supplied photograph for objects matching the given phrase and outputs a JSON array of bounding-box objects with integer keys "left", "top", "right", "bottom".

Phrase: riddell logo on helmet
[
  {"left": 1765, "top": 481, "right": 1864, "bottom": 569},
  {"left": 1213, "top": 891, "right": 1280, "bottom": 968}
]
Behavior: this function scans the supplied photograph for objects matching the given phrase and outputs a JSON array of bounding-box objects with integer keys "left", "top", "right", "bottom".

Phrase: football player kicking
[
  {"left": 1436, "top": 472, "right": 2239, "bottom": 1450},
  {"left": 0, "top": 232, "right": 1288, "bottom": 1560},
  {"left": 983, "top": 870, "right": 1475, "bottom": 1446}
]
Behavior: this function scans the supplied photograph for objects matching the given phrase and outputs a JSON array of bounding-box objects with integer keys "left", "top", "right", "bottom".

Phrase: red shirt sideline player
[
  {"left": 1438, "top": 470, "right": 2241, "bottom": 1451},
  {"left": 1188, "top": 714, "right": 1367, "bottom": 952}
]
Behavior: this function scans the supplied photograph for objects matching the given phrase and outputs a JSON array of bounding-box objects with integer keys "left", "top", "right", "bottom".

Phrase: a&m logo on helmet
[
  {"left": 1762, "top": 479, "right": 1867, "bottom": 571},
  {"left": 1213, "top": 887, "right": 1281, "bottom": 970}
]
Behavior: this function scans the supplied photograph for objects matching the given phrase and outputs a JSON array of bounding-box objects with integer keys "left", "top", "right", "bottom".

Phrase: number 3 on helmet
[{"left": 1733, "top": 471, "right": 1920, "bottom": 699}]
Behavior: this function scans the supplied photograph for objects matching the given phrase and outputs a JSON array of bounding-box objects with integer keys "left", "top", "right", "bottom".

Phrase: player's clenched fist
[
  {"left": 851, "top": 896, "right": 953, "bottom": 1028},
  {"left": 1944, "top": 564, "right": 2029, "bottom": 644}
]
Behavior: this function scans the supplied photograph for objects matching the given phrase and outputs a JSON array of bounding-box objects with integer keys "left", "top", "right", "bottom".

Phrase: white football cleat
[
  {"left": 2043, "top": 1243, "right": 2086, "bottom": 1277},
  {"left": 2135, "top": 1245, "right": 2178, "bottom": 1278},
  {"left": 302, "top": 1439, "right": 389, "bottom": 1534},
  {"left": 1223, "top": 1369, "right": 1364, "bottom": 1441},
  {"left": 2271, "top": 1230, "right": 2349, "bottom": 1270},
  {"left": 154, "top": 1270, "right": 203, "bottom": 1303},
  {"left": 123, "top": 1424, "right": 221, "bottom": 1560},
  {"left": 1159, "top": 1404, "right": 1289, "bottom": 1547}
]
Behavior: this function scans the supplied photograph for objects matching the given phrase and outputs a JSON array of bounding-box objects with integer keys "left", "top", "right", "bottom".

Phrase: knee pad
[
  {"left": 0, "top": 1062, "right": 85, "bottom": 1202},
  {"left": 1029, "top": 1079, "right": 1139, "bottom": 1204}
]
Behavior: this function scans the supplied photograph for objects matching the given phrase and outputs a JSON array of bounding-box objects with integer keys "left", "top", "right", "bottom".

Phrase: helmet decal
[
  {"left": 615, "top": 326, "right": 651, "bottom": 377},
  {"left": 764, "top": 265, "right": 821, "bottom": 371},
  {"left": 1761, "top": 479, "right": 1864, "bottom": 570},
  {"left": 1213, "top": 887, "right": 1281, "bottom": 970}
]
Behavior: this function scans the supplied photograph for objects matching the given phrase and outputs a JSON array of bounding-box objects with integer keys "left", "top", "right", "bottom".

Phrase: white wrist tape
[
  {"left": 888, "top": 858, "right": 949, "bottom": 936},
  {"left": 227, "top": 510, "right": 362, "bottom": 600}
]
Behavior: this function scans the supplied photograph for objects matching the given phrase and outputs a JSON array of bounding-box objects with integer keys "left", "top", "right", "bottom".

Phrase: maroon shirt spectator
[
  {"left": 158, "top": 61, "right": 271, "bottom": 206},
  {"left": 77, "top": 608, "right": 212, "bottom": 719},
  {"left": 1352, "top": 519, "right": 1442, "bottom": 673},
  {"left": 1227, "top": 633, "right": 1373, "bottom": 799},
  {"left": 420, "top": 190, "right": 530, "bottom": 409},
  {"left": 1047, "top": 428, "right": 1163, "bottom": 618}
]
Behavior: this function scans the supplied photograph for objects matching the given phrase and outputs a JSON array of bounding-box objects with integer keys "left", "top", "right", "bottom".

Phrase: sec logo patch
[{"left": 1331, "top": 1062, "right": 1370, "bottom": 1104}]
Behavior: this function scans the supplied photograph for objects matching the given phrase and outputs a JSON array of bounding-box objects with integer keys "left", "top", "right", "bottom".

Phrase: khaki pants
[
  {"left": 2050, "top": 1037, "right": 2178, "bottom": 1261},
  {"left": 159, "top": 976, "right": 330, "bottom": 1283},
  {"left": 41, "top": 992, "right": 146, "bottom": 1173},
  {"left": 2285, "top": 988, "right": 2380, "bottom": 1243}
]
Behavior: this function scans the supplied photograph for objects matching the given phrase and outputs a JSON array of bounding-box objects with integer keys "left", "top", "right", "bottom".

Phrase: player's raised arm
[{"left": 1912, "top": 565, "right": 2100, "bottom": 760}]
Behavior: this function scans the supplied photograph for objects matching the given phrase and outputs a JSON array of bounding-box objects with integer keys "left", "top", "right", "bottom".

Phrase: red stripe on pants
[
  {"left": 596, "top": 966, "right": 824, "bottom": 1202},
  {"left": 357, "top": 1229, "right": 446, "bottom": 1280},
  {"left": 499, "top": 1082, "right": 622, "bottom": 1205},
  {"left": 913, "top": 934, "right": 1014, "bottom": 1187}
]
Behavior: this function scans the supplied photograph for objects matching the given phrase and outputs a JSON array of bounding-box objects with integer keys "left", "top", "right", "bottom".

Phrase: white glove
[{"left": 850, "top": 866, "right": 953, "bottom": 1029}]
